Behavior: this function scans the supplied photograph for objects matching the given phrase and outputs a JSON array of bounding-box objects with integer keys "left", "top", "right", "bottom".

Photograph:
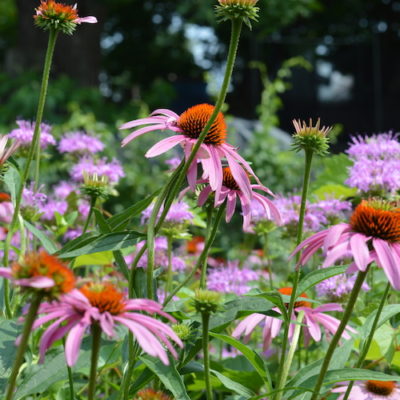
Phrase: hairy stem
[
  {"left": 310, "top": 268, "right": 369, "bottom": 400},
  {"left": 5, "top": 293, "right": 43, "bottom": 400},
  {"left": 342, "top": 281, "right": 391, "bottom": 400},
  {"left": 88, "top": 324, "right": 102, "bottom": 400}
]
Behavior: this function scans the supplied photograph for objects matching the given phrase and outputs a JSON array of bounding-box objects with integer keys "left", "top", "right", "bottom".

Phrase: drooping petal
[
  {"left": 151, "top": 109, "right": 180, "bottom": 119},
  {"left": 65, "top": 322, "right": 88, "bottom": 366},
  {"left": 373, "top": 238, "right": 400, "bottom": 290},
  {"left": 145, "top": 135, "right": 186, "bottom": 158},
  {"left": 14, "top": 276, "right": 55, "bottom": 288},
  {"left": 225, "top": 192, "right": 237, "bottom": 222},
  {"left": 119, "top": 116, "right": 166, "bottom": 130},
  {"left": 75, "top": 16, "right": 98, "bottom": 23},
  {"left": 232, "top": 313, "right": 265, "bottom": 339},
  {"left": 0, "top": 268, "right": 13, "bottom": 279},
  {"left": 121, "top": 124, "right": 167, "bottom": 147},
  {"left": 350, "top": 233, "right": 371, "bottom": 271},
  {"left": 323, "top": 223, "right": 351, "bottom": 250},
  {"left": 225, "top": 153, "right": 252, "bottom": 201},
  {"left": 322, "top": 241, "right": 350, "bottom": 268},
  {"left": 303, "top": 311, "right": 321, "bottom": 342},
  {"left": 198, "top": 186, "right": 213, "bottom": 207}
]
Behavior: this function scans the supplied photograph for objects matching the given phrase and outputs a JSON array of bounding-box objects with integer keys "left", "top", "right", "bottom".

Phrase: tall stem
[
  {"left": 145, "top": 19, "right": 242, "bottom": 299},
  {"left": 202, "top": 312, "right": 213, "bottom": 400},
  {"left": 165, "top": 235, "right": 174, "bottom": 294},
  {"left": 342, "top": 281, "right": 391, "bottom": 400},
  {"left": 310, "top": 268, "right": 369, "bottom": 400},
  {"left": 82, "top": 196, "right": 97, "bottom": 234},
  {"left": 164, "top": 203, "right": 226, "bottom": 306},
  {"left": 275, "top": 311, "right": 304, "bottom": 400},
  {"left": 274, "top": 149, "right": 313, "bottom": 399},
  {"left": 5, "top": 293, "right": 43, "bottom": 400},
  {"left": 3, "top": 29, "right": 58, "bottom": 317},
  {"left": 87, "top": 324, "right": 102, "bottom": 400}
]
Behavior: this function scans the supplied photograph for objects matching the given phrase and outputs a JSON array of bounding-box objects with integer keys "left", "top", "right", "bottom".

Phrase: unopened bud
[
  {"left": 215, "top": 0, "right": 259, "bottom": 28},
  {"left": 193, "top": 289, "right": 222, "bottom": 314}
]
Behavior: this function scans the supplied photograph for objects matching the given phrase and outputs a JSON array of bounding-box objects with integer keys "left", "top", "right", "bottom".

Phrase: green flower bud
[
  {"left": 193, "top": 289, "right": 222, "bottom": 314},
  {"left": 81, "top": 172, "right": 109, "bottom": 200},
  {"left": 172, "top": 324, "right": 192, "bottom": 341},
  {"left": 215, "top": 0, "right": 259, "bottom": 28},
  {"left": 291, "top": 118, "right": 331, "bottom": 156}
]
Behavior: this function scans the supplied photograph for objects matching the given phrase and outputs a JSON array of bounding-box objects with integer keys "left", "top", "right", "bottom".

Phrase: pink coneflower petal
[
  {"left": 322, "top": 241, "right": 349, "bottom": 268},
  {"left": 373, "top": 238, "right": 400, "bottom": 290},
  {"left": 198, "top": 186, "right": 213, "bottom": 206},
  {"left": 151, "top": 109, "right": 180, "bottom": 119},
  {"left": 65, "top": 322, "right": 88, "bottom": 366},
  {"left": 119, "top": 116, "right": 165, "bottom": 130},
  {"left": 0, "top": 268, "right": 13, "bottom": 279},
  {"left": 303, "top": 312, "right": 321, "bottom": 341},
  {"left": 145, "top": 135, "right": 186, "bottom": 158},
  {"left": 75, "top": 16, "right": 97, "bottom": 23},
  {"left": 225, "top": 153, "right": 252, "bottom": 201},
  {"left": 122, "top": 124, "right": 167, "bottom": 147},
  {"left": 350, "top": 233, "right": 370, "bottom": 271},
  {"left": 226, "top": 192, "right": 237, "bottom": 222},
  {"left": 232, "top": 313, "right": 265, "bottom": 339},
  {"left": 14, "top": 276, "right": 55, "bottom": 288},
  {"left": 323, "top": 223, "right": 350, "bottom": 249}
]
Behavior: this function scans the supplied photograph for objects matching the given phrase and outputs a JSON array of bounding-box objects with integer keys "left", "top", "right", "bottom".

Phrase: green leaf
[
  {"left": 56, "top": 232, "right": 97, "bottom": 256},
  {"left": 24, "top": 221, "right": 58, "bottom": 254},
  {"left": 57, "top": 231, "right": 143, "bottom": 258},
  {"left": 3, "top": 163, "right": 21, "bottom": 206},
  {"left": 73, "top": 251, "right": 114, "bottom": 267},
  {"left": 297, "top": 265, "right": 349, "bottom": 295},
  {"left": 298, "top": 368, "right": 400, "bottom": 391},
  {"left": 209, "top": 332, "right": 271, "bottom": 390},
  {"left": 211, "top": 369, "right": 255, "bottom": 398},
  {"left": 360, "top": 304, "right": 400, "bottom": 339},
  {"left": 139, "top": 354, "right": 191, "bottom": 400},
  {"left": 209, "top": 297, "right": 274, "bottom": 331},
  {"left": 108, "top": 191, "right": 159, "bottom": 231},
  {"left": 313, "top": 184, "right": 357, "bottom": 200},
  {"left": 0, "top": 319, "right": 19, "bottom": 393}
]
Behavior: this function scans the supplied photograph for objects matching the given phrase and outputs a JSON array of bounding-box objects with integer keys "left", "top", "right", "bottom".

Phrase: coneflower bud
[
  {"left": 215, "top": 0, "right": 259, "bottom": 28},
  {"left": 193, "top": 289, "right": 222, "bottom": 314},
  {"left": 81, "top": 171, "right": 109, "bottom": 200},
  {"left": 292, "top": 118, "right": 331, "bottom": 156},
  {"left": 172, "top": 323, "right": 192, "bottom": 341}
]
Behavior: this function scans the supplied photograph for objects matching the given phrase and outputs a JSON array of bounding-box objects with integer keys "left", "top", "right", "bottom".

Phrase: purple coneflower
[
  {"left": 233, "top": 287, "right": 354, "bottom": 350},
  {"left": 58, "top": 131, "right": 104, "bottom": 154},
  {"left": 32, "top": 282, "right": 182, "bottom": 366},
  {"left": 198, "top": 167, "right": 280, "bottom": 231},
  {"left": 120, "top": 104, "right": 259, "bottom": 199},
  {"left": 9, "top": 120, "right": 56, "bottom": 149},
  {"left": 292, "top": 200, "right": 400, "bottom": 290},
  {"left": 332, "top": 380, "right": 400, "bottom": 399}
]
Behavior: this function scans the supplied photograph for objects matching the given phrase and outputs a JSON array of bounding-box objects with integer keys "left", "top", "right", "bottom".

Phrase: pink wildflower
[
  {"left": 332, "top": 380, "right": 400, "bottom": 399},
  {"left": 120, "top": 104, "right": 259, "bottom": 200},
  {"left": 292, "top": 200, "right": 400, "bottom": 290},
  {"left": 233, "top": 287, "right": 354, "bottom": 350},
  {"left": 197, "top": 167, "right": 280, "bottom": 230},
  {"left": 32, "top": 282, "right": 182, "bottom": 366}
]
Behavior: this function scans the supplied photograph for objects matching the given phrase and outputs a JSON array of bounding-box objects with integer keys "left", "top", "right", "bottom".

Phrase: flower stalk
[
  {"left": 202, "top": 311, "right": 213, "bottom": 400},
  {"left": 165, "top": 235, "right": 174, "bottom": 294},
  {"left": 274, "top": 148, "right": 313, "bottom": 399},
  {"left": 3, "top": 28, "right": 58, "bottom": 317},
  {"left": 88, "top": 324, "right": 102, "bottom": 400},
  {"left": 342, "top": 281, "right": 391, "bottom": 400},
  {"left": 310, "top": 267, "right": 370, "bottom": 400},
  {"left": 5, "top": 293, "right": 43, "bottom": 400},
  {"left": 145, "top": 18, "right": 242, "bottom": 299}
]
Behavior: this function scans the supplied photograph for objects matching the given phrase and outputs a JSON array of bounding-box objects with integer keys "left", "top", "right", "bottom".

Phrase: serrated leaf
[
  {"left": 24, "top": 221, "right": 58, "bottom": 254},
  {"left": 139, "top": 354, "right": 191, "bottom": 400},
  {"left": 297, "top": 265, "right": 348, "bottom": 295},
  {"left": 58, "top": 231, "right": 143, "bottom": 258}
]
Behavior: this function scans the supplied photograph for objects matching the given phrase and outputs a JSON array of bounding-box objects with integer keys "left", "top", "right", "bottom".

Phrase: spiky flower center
[
  {"left": 35, "top": 1, "right": 78, "bottom": 21},
  {"left": 80, "top": 282, "right": 125, "bottom": 315},
  {"left": 222, "top": 167, "right": 240, "bottom": 190},
  {"left": 12, "top": 251, "right": 75, "bottom": 295},
  {"left": 0, "top": 192, "right": 11, "bottom": 202},
  {"left": 134, "top": 389, "right": 172, "bottom": 400},
  {"left": 365, "top": 380, "right": 396, "bottom": 396},
  {"left": 178, "top": 104, "right": 226, "bottom": 146},
  {"left": 350, "top": 201, "right": 400, "bottom": 242},
  {"left": 219, "top": 0, "right": 258, "bottom": 4},
  {"left": 279, "top": 287, "right": 311, "bottom": 308}
]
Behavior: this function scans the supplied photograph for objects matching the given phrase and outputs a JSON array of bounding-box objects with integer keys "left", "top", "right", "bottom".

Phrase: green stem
[
  {"left": 145, "top": 19, "right": 242, "bottom": 299},
  {"left": 342, "top": 281, "right": 391, "bottom": 400},
  {"left": 164, "top": 203, "right": 226, "bottom": 306},
  {"left": 5, "top": 293, "right": 43, "bottom": 400},
  {"left": 119, "top": 338, "right": 138, "bottom": 400},
  {"left": 165, "top": 235, "right": 174, "bottom": 294},
  {"left": 82, "top": 196, "right": 97, "bottom": 234},
  {"left": 87, "top": 324, "right": 102, "bottom": 400},
  {"left": 3, "top": 29, "right": 58, "bottom": 317},
  {"left": 274, "top": 149, "right": 313, "bottom": 400},
  {"left": 202, "top": 312, "right": 213, "bottom": 400},
  {"left": 263, "top": 233, "right": 273, "bottom": 290},
  {"left": 310, "top": 268, "right": 369, "bottom": 400},
  {"left": 275, "top": 311, "right": 304, "bottom": 400}
]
